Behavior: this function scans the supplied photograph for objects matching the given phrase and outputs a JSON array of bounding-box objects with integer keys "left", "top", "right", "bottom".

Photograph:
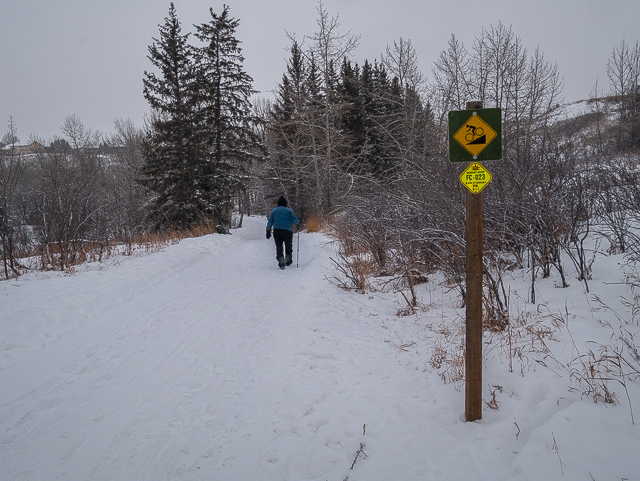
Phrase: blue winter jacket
[{"left": 266, "top": 206, "right": 300, "bottom": 232}]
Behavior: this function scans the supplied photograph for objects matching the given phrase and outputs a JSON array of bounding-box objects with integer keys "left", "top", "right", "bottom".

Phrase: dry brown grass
[
  {"left": 424, "top": 317, "right": 466, "bottom": 385},
  {"left": 328, "top": 251, "right": 375, "bottom": 294},
  {"left": 305, "top": 215, "right": 326, "bottom": 233},
  {"left": 10, "top": 223, "right": 217, "bottom": 277},
  {"left": 114, "top": 223, "right": 216, "bottom": 259}
]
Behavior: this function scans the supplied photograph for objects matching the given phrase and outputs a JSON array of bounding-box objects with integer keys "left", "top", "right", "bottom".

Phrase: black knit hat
[{"left": 277, "top": 196, "right": 288, "bottom": 207}]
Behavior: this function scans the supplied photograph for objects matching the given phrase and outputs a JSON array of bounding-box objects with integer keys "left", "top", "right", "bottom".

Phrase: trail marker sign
[
  {"left": 449, "top": 108, "right": 502, "bottom": 162},
  {"left": 460, "top": 162, "right": 492, "bottom": 194}
]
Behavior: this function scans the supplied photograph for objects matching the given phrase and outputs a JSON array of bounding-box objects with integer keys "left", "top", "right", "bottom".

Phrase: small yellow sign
[
  {"left": 460, "top": 162, "right": 492, "bottom": 194},
  {"left": 453, "top": 113, "right": 497, "bottom": 158}
]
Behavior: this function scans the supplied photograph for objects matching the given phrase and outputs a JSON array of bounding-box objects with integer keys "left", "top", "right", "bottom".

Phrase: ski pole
[{"left": 296, "top": 228, "right": 300, "bottom": 268}]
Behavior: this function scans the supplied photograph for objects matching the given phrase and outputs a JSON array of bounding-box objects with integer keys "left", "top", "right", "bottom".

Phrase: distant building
[{"left": 1, "top": 141, "right": 45, "bottom": 155}]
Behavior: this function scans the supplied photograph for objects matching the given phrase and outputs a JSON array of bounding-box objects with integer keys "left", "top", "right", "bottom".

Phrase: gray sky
[{"left": 1, "top": 0, "right": 638, "bottom": 141}]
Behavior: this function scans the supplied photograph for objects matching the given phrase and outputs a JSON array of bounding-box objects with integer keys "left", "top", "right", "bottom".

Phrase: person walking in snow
[{"left": 266, "top": 196, "right": 300, "bottom": 269}]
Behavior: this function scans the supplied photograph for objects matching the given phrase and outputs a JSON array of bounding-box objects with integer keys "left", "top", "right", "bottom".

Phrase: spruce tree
[
  {"left": 269, "top": 42, "right": 309, "bottom": 216},
  {"left": 142, "top": 3, "right": 204, "bottom": 230},
  {"left": 374, "top": 61, "right": 404, "bottom": 177},
  {"left": 194, "top": 5, "right": 265, "bottom": 232},
  {"left": 339, "top": 58, "right": 367, "bottom": 172}
]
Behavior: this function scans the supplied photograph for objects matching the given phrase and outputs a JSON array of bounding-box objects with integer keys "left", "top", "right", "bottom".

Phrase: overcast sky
[{"left": 1, "top": 0, "right": 639, "bottom": 141}]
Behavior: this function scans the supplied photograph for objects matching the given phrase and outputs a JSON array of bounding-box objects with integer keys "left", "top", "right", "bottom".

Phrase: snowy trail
[
  {"left": 1, "top": 216, "right": 639, "bottom": 480},
  {"left": 0, "top": 218, "right": 323, "bottom": 480},
  {"left": 0, "top": 217, "right": 456, "bottom": 481}
]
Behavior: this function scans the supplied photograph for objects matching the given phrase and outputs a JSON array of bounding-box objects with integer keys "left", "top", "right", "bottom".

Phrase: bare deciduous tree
[
  {"left": 34, "top": 116, "right": 106, "bottom": 269},
  {"left": 0, "top": 117, "right": 24, "bottom": 279},
  {"left": 607, "top": 39, "right": 640, "bottom": 149}
]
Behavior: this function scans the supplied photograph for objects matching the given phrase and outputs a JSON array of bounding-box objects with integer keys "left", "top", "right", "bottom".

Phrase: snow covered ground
[{"left": 1, "top": 216, "right": 638, "bottom": 480}]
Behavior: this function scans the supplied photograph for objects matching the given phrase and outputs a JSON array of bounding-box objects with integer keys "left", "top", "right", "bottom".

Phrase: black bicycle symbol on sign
[{"left": 465, "top": 124, "right": 484, "bottom": 142}]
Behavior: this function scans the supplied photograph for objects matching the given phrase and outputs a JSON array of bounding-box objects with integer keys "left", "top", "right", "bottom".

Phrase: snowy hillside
[{"left": 1, "top": 216, "right": 638, "bottom": 480}]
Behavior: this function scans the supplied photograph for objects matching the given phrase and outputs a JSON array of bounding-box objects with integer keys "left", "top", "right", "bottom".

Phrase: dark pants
[{"left": 273, "top": 229, "right": 293, "bottom": 267}]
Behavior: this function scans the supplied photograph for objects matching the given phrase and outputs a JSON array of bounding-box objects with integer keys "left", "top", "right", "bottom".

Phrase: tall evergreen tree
[
  {"left": 269, "top": 43, "right": 328, "bottom": 218},
  {"left": 194, "top": 5, "right": 265, "bottom": 232},
  {"left": 339, "top": 58, "right": 366, "bottom": 170},
  {"left": 142, "top": 3, "right": 204, "bottom": 230},
  {"left": 268, "top": 42, "right": 311, "bottom": 216}
]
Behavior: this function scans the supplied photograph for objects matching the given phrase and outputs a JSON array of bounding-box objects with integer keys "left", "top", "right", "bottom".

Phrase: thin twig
[{"left": 350, "top": 443, "right": 367, "bottom": 470}]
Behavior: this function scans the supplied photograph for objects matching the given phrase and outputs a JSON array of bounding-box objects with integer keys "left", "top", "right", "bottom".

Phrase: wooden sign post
[
  {"left": 464, "top": 100, "right": 483, "bottom": 422},
  {"left": 449, "top": 100, "right": 501, "bottom": 422}
]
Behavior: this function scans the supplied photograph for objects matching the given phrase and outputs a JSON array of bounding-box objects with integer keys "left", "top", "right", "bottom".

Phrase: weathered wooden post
[
  {"left": 464, "top": 100, "right": 483, "bottom": 421},
  {"left": 448, "top": 100, "right": 502, "bottom": 422}
]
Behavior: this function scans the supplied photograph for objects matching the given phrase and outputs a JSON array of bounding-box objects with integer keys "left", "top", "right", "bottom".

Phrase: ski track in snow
[{"left": 1, "top": 216, "right": 639, "bottom": 480}]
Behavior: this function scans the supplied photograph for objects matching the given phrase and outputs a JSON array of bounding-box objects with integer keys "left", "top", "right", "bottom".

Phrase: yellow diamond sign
[
  {"left": 453, "top": 113, "right": 498, "bottom": 158},
  {"left": 460, "top": 162, "right": 492, "bottom": 194}
]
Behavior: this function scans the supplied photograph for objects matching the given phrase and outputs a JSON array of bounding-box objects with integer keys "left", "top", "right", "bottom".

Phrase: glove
[{"left": 266, "top": 230, "right": 271, "bottom": 239}]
